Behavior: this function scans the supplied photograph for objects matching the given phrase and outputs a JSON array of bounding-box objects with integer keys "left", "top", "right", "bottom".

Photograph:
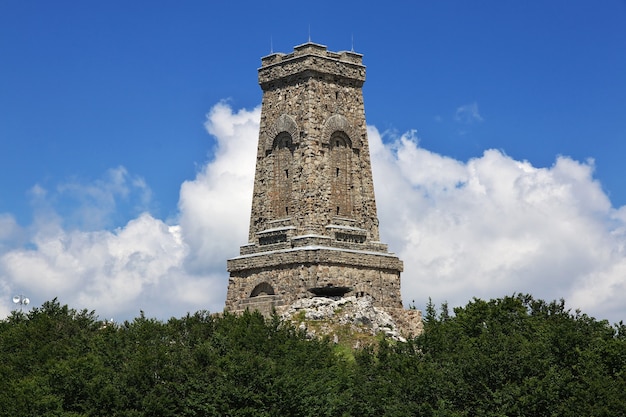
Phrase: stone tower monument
[{"left": 225, "top": 42, "right": 404, "bottom": 316}]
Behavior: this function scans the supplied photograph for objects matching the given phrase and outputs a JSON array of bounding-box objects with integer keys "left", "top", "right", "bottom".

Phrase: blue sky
[{"left": 1, "top": 1, "right": 626, "bottom": 322}]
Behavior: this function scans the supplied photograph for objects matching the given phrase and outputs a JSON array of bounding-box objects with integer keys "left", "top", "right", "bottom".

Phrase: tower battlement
[{"left": 259, "top": 42, "right": 365, "bottom": 89}]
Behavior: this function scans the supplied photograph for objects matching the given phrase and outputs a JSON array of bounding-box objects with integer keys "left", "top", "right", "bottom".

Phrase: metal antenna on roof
[
  {"left": 270, "top": 35, "right": 273, "bottom": 54},
  {"left": 308, "top": 24, "right": 311, "bottom": 43},
  {"left": 351, "top": 34, "right": 354, "bottom": 52}
]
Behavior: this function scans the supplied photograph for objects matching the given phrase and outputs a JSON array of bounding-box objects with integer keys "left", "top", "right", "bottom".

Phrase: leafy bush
[{"left": 1, "top": 295, "right": 624, "bottom": 416}]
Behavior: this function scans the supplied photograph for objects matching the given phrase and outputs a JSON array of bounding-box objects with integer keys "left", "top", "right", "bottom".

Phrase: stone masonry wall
[
  {"left": 248, "top": 42, "right": 378, "bottom": 241},
  {"left": 224, "top": 43, "right": 418, "bottom": 336},
  {"left": 226, "top": 260, "right": 403, "bottom": 313}
]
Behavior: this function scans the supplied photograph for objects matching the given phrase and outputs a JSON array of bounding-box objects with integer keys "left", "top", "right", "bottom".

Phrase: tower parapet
[{"left": 259, "top": 42, "right": 365, "bottom": 89}]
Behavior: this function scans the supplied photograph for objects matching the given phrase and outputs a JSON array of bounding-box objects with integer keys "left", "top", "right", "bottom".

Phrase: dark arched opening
[{"left": 250, "top": 282, "right": 276, "bottom": 297}]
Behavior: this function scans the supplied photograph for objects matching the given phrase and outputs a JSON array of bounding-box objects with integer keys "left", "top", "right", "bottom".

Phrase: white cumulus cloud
[
  {"left": 0, "top": 103, "right": 260, "bottom": 320},
  {"left": 177, "top": 102, "right": 259, "bottom": 274},
  {"left": 370, "top": 127, "right": 626, "bottom": 323},
  {"left": 1, "top": 103, "right": 625, "bottom": 324}
]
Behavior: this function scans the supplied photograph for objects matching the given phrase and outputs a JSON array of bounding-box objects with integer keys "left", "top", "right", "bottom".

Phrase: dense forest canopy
[{"left": 1, "top": 295, "right": 625, "bottom": 416}]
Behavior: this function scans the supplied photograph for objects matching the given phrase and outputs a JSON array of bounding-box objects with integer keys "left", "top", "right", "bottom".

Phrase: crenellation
[{"left": 259, "top": 43, "right": 365, "bottom": 90}]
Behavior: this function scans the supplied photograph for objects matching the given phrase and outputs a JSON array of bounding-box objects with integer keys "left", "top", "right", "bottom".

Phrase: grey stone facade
[{"left": 225, "top": 43, "right": 411, "bottom": 325}]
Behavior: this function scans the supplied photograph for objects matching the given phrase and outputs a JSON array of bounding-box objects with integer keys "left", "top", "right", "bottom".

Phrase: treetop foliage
[{"left": 1, "top": 294, "right": 624, "bottom": 416}]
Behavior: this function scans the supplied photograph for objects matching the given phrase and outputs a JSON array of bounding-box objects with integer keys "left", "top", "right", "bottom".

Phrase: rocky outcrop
[{"left": 281, "top": 295, "right": 421, "bottom": 345}]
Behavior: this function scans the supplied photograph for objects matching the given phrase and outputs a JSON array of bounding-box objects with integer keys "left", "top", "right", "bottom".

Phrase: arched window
[
  {"left": 250, "top": 282, "right": 275, "bottom": 297},
  {"left": 329, "top": 131, "right": 352, "bottom": 216},
  {"left": 271, "top": 132, "right": 293, "bottom": 218},
  {"left": 273, "top": 132, "right": 292, "bottom": 150}
]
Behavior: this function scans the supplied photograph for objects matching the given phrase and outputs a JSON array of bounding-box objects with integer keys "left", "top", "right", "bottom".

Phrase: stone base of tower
[{"left": 226, "top": 246, "right": 403, "bottom": 314}]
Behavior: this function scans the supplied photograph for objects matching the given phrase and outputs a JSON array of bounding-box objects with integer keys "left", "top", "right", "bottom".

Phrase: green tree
[{"left": 1, "top": 296, "right": 625, "bottom": 416}]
